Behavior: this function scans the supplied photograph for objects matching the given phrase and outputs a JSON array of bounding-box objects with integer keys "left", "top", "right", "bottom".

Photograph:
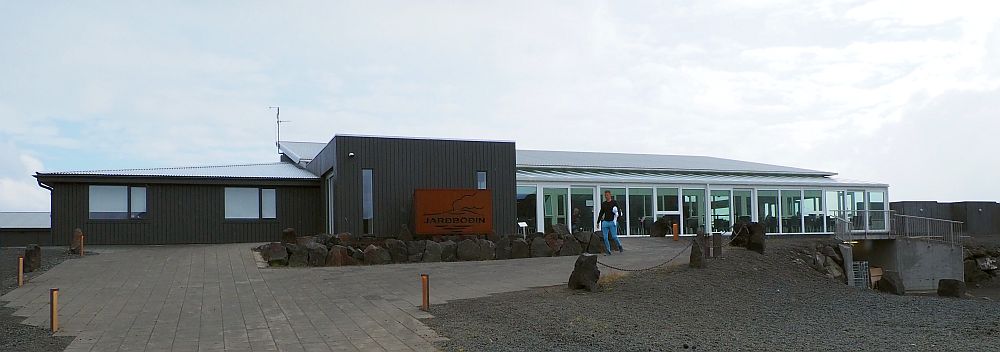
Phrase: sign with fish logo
[{"left": 414, "top": 189, "right": 493, "bottom": 235}]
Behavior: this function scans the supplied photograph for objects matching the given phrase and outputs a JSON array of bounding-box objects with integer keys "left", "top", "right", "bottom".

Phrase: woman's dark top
[{"left": 597, "top": 200, "right": 620, "bottom": 222}]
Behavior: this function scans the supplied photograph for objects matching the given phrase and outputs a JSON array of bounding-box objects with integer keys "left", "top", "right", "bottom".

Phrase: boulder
[
  {"left": 349, "top": 246, "right": 365, "bottom": 263},
  {"left": 281, "top": 228, "right": 297, "bottom": 244},
  {"left": 937, "top": 279, "right": 967, "bottom": 298},
  {"left": 544, "top": 233, "right": 565, "bottom": 254},
  {"left": 384, "top": 239, "right": 409, "bottom": 263},
  {"left": 822, "top": 245, "right": 842, "bottom": 266},
  {"left": 407, "top": 240, "right": 427, "bottom": 262},
  {"left": 441, "top": 240, "right": 458, "bottom": 262},
  {"left": 530, "top": 237, "right": 553, "bottom": 257},
  {"left": 261, "top": 242, "right": 289, "bottom": 266},
  {"left": 477, "top": 239, "right": 495, "bottom": 260},
  {"left": 567, "top": 254, "right": 601, "bottom": 292},
  {"left": 422, "top": 241, "right": 442, "bottom": 262},
  {"left": 876, "top": 271, "right": 905, "bottom": 295},
  {"left": 326, "top": 245, "right": 357, "bottom": 266},
  {"left": 825, "top": 261, "right": 845, "bottom": 282},
  {"left": 573, "top": 231, "right": 592, "bottom": 245},
  {"left": 511, "top": 238, "right": 529, "bottom": 259},
  {"left": 287, "top": 244, "right": 308, "bottom": 267},
  {"left": 398, "top": 224, "right": 413, "bottom": 241},
  {"left": 965, "top": 259, "right": 991, "bottom": 283},
  {"left": 295, "top": 236, "right": 316, "bottom": 246},
  {"left": 70, "top": 229, "right": 84, "bottom": 254},
  {"left": 23, "top": 244, "right": 41, "bottom": 272},
  {"left": 650, "top": 217, "right": 671, "bottom": 237},
  {"left": 810, "top": 252, "right": 826, "bottom": 271},
  {"left": 457, "top": 239, "right": 480, "bottom": 261},
  {"left": 306, "top": 242, "right": 328, "bottom": 266},
  {"left": 363, "top": 245, "right": 391, "bottom": 265},
  {"left": 335, "top": 232, "right": 355, "bottom": 247},
  {"left": 559, "top": 238, "right": 583, "bottom": 256},
  {"left": 315, "top": 233, "right": 334, "bottom": 247},
  {"left": 486, "top": 231, "right": 500, "bottom": 243},
  {"left": 585, "top": 233, "right": 605, "bottom": 254},
  {"left": 689, "top": 239, "right": 705, "bottom": 269},
  {"left": 550, "top": 223, "right": 570, "bottom": 236},
  {"left": 494, "top": 237, "right": 512, "bottom": 260},
  {"left": 747, "top": 223, "right": 766, "bottom": 254}
]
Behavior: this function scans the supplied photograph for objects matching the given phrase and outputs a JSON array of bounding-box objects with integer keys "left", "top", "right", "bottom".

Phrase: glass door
[
  {"left": 710, "top": 189, "right": 732, "bottom": 233},
  {"left": 570, "top": 187, "right": 596, "bottom": 233},
  {"left": 656, "top": 187, "right": 681, "bottom": 236},
  {"left": 543, "top": 187, "right": 568, "bottom": 234}
]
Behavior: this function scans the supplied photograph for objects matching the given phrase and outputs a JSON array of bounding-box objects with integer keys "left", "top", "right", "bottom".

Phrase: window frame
[
  {"left": 88, "top": 185, "right": 148, "bottom": 221},
  {"left": 476, "top": 171, "right": 487, "bottom": 190},
  {"left": 224, "top": 187, "right": 277, "bottom": 221}
]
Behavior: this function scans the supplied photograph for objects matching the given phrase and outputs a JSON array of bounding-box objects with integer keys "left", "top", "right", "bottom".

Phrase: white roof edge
[
  {"left": 37, "top": 162, "right": 319, "bottom": 179},
  {"left": 517, "top": 164, "right": 837, "bottom": 176},
  {"left": 335, "top": 134, "right": 515, "bottom": 143}
]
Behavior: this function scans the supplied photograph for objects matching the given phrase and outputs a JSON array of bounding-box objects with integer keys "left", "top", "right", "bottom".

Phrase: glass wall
[
  {"left": 758, "top": 190, "right": 779, "bottom": 233},
  {"left": 733, "top": 189, "right": 753, "bottom": 225},
  {"left": 600, "top": 187, "right": 627, "bottom": 236},
  {"left": 682, "top": 189, "right": 705, "bottom": 234},
  {"left": 656, "top": 188, "right": 679, "bottom": 212},
  {"left": 826, "top": 190, "right": 843, "bottom": 231},
  {"left": 780, "top": 190, "right": 802, "bottom": 233},
  {"left": 629, "top": 188, "right": 653, "bottom": 235},
  {"left": 803, "top": 190, "right": 823, "bottom": 233},
  {"left": 869, "top": 191, "right": 886, "bottom": 230},
  {"left": 710, "top": 190, "right": 731, "bottom": 233},
  {"left": 847, "top": 190, "right": 866, "bottom": 229},
  {"left": 516, "top": 186, "right": 537, "bottom": 233},
  {"left": 543, "top": 188, "right": 568, "bottom": 234},
  {"left": 570, "top": 187, "right": 595, "bottom": 233}
]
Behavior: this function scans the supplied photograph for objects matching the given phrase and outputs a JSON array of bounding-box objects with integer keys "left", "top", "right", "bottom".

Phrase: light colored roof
[
  {"left": 278, "top": 141, "right": 328, "bottom": 164},
  {"left": 516, "top": 168, "right": 886, "bottom": 188},
  {"left": 516, "top": 150, "right": 835, "bottom": 176},
  {"left": 39, "top": 162, "right": 319, "bottom": 179},
  {"left": 0, "top": 212, "right": 50, "bottom": 229}
]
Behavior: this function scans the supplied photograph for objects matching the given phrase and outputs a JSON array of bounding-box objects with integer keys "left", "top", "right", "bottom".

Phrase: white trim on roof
[
  {"left": 515, "top": 168, "right": 887, "bottom": 188},
  {"left": 39, "top": 162, "right": 319, "bottom": 179}
]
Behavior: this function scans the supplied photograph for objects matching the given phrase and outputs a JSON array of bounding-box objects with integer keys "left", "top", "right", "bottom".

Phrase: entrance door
[{"left": 570, "top": 187, "right": 596, "bottom": 233}]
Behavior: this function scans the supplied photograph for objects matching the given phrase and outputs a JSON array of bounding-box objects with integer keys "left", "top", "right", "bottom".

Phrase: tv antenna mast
[{"left": 269, "top": 106, "right": 289, "bottom": 154}]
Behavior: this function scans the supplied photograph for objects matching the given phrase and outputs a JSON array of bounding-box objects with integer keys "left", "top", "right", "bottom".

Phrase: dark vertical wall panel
[
  {"left": 48, "top": 181, "right": 320, "bottom": 245},
  {"left": 332, "top": 136, "right": 516, "bottom": 237}
]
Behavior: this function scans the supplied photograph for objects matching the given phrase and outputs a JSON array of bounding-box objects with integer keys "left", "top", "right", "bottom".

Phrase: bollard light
[
  {"left": 420, "top": 274, "right": 429, "bottom": 311},
  {"left": 50, "top": 288, "right": 59, "bottom": 333},
  {"left": 17, "top": 256, "right": 24, "bottom": 287}
]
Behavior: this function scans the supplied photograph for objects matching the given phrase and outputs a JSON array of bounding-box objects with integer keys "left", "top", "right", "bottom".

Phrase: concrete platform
[{"left": 1, "top": 237, "right": 689, "bottom": 352}]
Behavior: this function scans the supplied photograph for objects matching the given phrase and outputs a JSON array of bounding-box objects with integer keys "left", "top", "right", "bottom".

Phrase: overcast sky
[{"left": 1, "top": 0, "right": 999, "bottom": 211}]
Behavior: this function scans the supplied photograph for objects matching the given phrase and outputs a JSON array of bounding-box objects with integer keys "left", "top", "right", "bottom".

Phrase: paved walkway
[{"left": 2, "top": 237, "right": 690, "bottom": 352}]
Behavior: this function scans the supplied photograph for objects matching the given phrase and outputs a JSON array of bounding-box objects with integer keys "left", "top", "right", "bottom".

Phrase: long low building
[{"left": 34, "top": 135, "right": 889, "bottom": 245}]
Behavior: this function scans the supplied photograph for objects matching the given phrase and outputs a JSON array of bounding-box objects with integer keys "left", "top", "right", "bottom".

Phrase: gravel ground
[
  {"left": 0, "top": 247, "right": 84, "bottom": 352},
  {"left": 425, "top": 237, "right": 1000, "bottom": 351}
]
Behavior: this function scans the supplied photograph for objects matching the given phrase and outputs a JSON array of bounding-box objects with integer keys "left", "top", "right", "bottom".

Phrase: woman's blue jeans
[{"left": 600, "top": 220, "right": 622, "bottom": 254}]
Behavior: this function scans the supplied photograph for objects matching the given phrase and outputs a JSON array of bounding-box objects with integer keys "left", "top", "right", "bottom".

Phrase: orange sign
[{"left": 414, "top": 189, "right": 493, "bottom": 235}]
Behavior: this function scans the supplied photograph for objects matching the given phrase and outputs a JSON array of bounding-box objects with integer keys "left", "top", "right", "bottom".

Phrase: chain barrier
[{"left": 594, "top": 240, "right": 695, "bottom": 272}]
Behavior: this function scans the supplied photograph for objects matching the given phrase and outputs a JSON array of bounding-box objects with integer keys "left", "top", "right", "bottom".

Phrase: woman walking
[{"left": 596, "top": 190, "right": 625, "bottom": 255}]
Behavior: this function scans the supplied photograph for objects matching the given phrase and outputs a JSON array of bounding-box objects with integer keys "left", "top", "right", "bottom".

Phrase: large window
[
  {"left": 682, "top": 189, "right": 705, "bottom": 234},
  {"left": 780, "top": 190, "right": 802, "bottom": 233},
  {"left": 826, "top": 190, "right": 844, "bottom": 231},
  {"left": 89, "top": 185, "right": 146, "bottom": 219},
  {"left": 543, "top": 187, "right": 568, "bottom": 233},
  {"left": 869, "top": 191, "right": 886, "bottom": 230},
  {"left": 803, "top": 190, "right": 823, "bottom": 233},
  {"left": 656, "top": 187, "right": 679, "bottom": 212},
  {"left": 733, "top": 189, "right": 753, "bottom": 224},
  {"left": 225, "top": 188, "right": 276, "bottom": 219},
  {"left": 476, "top": 171, "right": 487, "bottom": 190},
  {"left": 758, "top": 190, "right": 779, "bottom": 233},
  {"left": 847, "top": 190, "right": 866, "bottom": 229},
  {"left": 710, "top": 190, "right": 731, "bottom": 233},
  {"left": 629, "top": 188, "right": 653, "bottom": 236},
  {"left": 362, "top": 169, "right": 374, "bottom": 234},
  {"left": 570, "top": 187, "right": 595, "bottom": 233},
  {"left": 600, "top": 187, "right": 626, "bottom": 236},
  {"left": 516, "top": 186, "right": 537, "bottom": 233}
]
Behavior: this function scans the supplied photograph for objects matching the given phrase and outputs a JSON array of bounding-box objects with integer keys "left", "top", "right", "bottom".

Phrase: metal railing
[{"left": 831, "top": 210, "right": 964, "bottom": 246}]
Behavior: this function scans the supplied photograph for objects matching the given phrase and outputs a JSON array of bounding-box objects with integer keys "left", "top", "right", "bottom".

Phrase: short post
[
  {"left": 17, "top": 256, "right": 24, "bottom": 287},
  {"left": 50, "top": 288, "right": 59, "bottom": 333},
  {"left": 672, "top": 223, "right": 679, "bottom": 241},
  {"left": 420, "top": 274, "right": 429, "bottom": 311},
  {"left": 80, "top": 235, "right": 85, "bottom": 257}
]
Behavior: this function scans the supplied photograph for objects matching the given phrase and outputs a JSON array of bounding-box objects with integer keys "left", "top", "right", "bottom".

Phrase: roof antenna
[{"left": 269, "top": 106, "right": 290, "bottom": 155}]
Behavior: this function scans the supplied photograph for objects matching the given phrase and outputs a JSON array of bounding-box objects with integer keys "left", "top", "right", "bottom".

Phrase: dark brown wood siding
[
  {"left": 329, "top": 136, "right": 516, "bottom": 237},
  {"left": 48, "top": 181, "right": 321, "bottom": 245}
]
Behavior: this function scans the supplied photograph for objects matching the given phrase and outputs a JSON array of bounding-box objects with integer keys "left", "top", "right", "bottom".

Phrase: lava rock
[
  {"left": 286, "top": 244, "right": 308, "bottom": 267},
  {"left": 315, "top": 233, "right": 334, "bottom": 247},
  {"left": 281, "top": 228, "right": 297, "bottom": 244},
  {"left": 441, "top": 240, "right": 458, "bottom": 262},
  {"left": 349, "top": 246, "right": 365, "bottom": 263},
  {"left": 408, "top": 240, "right": 427, "bottom": 262},
  {"left": 573, "top": 231, "right": 592, "bottom": 245},
  {"left": 747, "top": 223, "right": 766, "bottom": 254},
  {"left": 423, "top": 241, "right": 442, "bottom": 262},
  {"left": 326, "top": 245, "right": 357, "bottom": 266},
  {"left": 457, "top": 239, "right": 481, "bottom": 261},
  {"left": 585, "top": 232, "right": 606, "bottom": 254},
  {"left": 937, "top": 279, "right": 966, "bottom": 298},
  {"left": 689, "top": 239, "right": 705, "bottom": 268},
  {"left": 364, "top": 245, "right": 391, "bottom": 265},
  {"left": 23, "top": 244, "right": 42, "bottom": 272},
  {"left": 544, "top": 233, "right": 564, "bottom": 254},
  {"left": 965, "top": 259, "right": 991, "bottom": 283},
  {"left": 384, "top": 239, "right": 409, "bottom": 263},
  {"left": 295, "top": 236, "right": 316, "bottom": 246},
  {"left": 398, "top": 224, "right": 413, "bottom": 241},
  {"left": 261, "top": 242, "right": 288, "bottom": 266},
  {"left": 825, "top": 261, "right": 845, "bottom": 282},
  {"left": 822, "top": 245, "right": 842, "bottom": 266},
  {"left": 335, "top": 232, "right": 355, "bottom": 247},
  {"left": 478, "top": 239, "right": 495, "bottom": 260},
  {"left": 876, "top": 271, "right": 905, "bottom": 295},
  {"left": 511, "top": 238, "right": 529, "bottom": 259},
  {"left": 530, "top": 237, "right": 553, "bottom": 257},
  {"left": 650, "top": 217, "right": 671, "bottom": 237},
  {"left": 306, "top": 242, "right": 328, "bottom": 267},
  {"left": 494, "top": 237, "right": 512, "bottom": 260},
  {"left": 559, "top": 237, "right": 583, "bottom": 256},
  {"left": 568, "top": 254, "right": 601, "bottom": 292},
  {"left": 550, "top": 224, "right": 570, "bottom": 236}
]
